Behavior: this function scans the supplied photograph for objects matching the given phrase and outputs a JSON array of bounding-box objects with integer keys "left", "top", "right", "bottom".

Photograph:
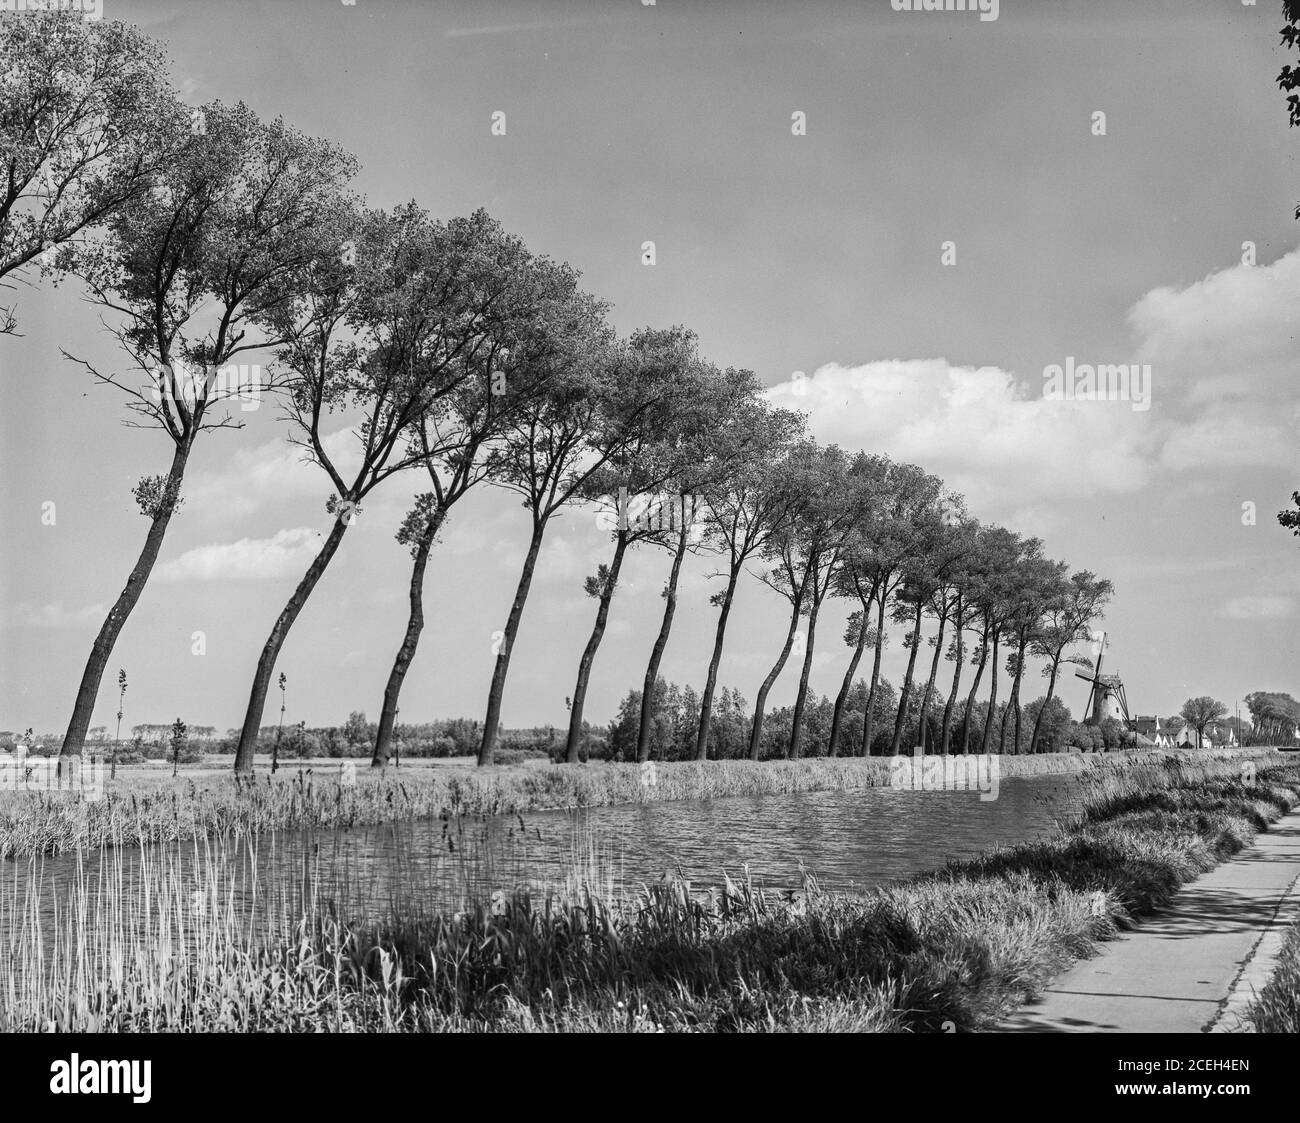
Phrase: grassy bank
[
  {"left": 1245, "top": 911, "right": 1300, "bottom": 1032},
  {"left": 0, "top": 747, "right": 1253, "bottom": 859},
  {"left": 2, "top": 752, "right": 1297, "bottom": 1031}
]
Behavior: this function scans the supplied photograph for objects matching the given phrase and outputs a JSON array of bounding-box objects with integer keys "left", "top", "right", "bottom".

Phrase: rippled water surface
[{"left": 7, "top": 774, "right": 1085, "bottom": 938}]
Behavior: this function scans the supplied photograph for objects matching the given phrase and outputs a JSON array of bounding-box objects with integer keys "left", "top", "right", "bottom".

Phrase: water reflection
[{"left": 6, "top": 774, "right": 1081, "bottom": 944}]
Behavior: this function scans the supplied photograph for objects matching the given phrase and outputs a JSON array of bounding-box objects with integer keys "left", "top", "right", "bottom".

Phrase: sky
[{"left": 1, "top": 0, "right": 1298, "bottom": 738}]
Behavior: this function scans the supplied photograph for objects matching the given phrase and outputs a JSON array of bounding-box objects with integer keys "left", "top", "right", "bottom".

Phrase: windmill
[{"left": 1074, "top": 631, "right": 1132, "bottom": 727}]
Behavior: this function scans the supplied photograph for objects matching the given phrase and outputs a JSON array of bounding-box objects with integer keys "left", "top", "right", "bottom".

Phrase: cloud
[
  {"left": 764, "top": 359, "right": 1158, "bottom": 517},
  {"left": 1159, "top": 415, "right": 1295, "bottom": 472},
  {"left": 771, "top": 247, "right": 1300, "bottom": 509},
  {"left": 182, "top": 429, "right": 360, "bottom": 519},
  {"left": 4, "top": 602, "right": 107, "bottom": 629},
  {"left": 1220, "top": 596, "right": 1297, "bottom": 621},
  {"left": 155, "top": 528, "right": 326, "bottom": 582},
  {"left": 1130, "top": 248, "right": 1300, "bottom": 408}
]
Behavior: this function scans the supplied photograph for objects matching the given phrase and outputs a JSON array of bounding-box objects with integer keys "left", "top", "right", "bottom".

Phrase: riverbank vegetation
[
  {"left": 0, "top": 747, "right": 1263, "bottom": 861},
  {"left": 0, "top": 748, "right": 1128, "bottom": 860},
  {"left": 2, "top": 753, "right": 1296, "bottom": 1032},
  {"left": 1245, "top": 912, "right": 1300, "bottom": 1033}
]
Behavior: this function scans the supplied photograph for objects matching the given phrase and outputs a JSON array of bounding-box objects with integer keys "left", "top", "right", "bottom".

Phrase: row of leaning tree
[{"left": 5, "top": 12, "right": 1121, "bottom": 775}]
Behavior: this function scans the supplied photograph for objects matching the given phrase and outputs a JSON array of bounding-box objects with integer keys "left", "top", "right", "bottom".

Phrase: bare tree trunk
[
  {"left": 371, "top": 509, "right": 447, "bottom": 769},
  {"left": 788, "top": 595, "right": 822, "bottom": 760},
  {"left": 61, "top": 442, "right": 191, "bottom": 760},
  {"left": 889, "top": 600, "right": 925, "bottom": 756},
  {"left": 1028, "top": 659, "right": 1060, "bottom": 754},
  {"left": 860, "top": 594, "right": 889, "bottom": 756},
  {"left": 234, "top": 514, "right": 351, "bottom": 773},
  {"left": 939, "top": 604, "right": 965, "bottom": 755},
  {"left": 695, "top": 564, "right": 741, "bottom": 761},
  {"left": 961, "top": 625, "right": 990, "bottom": 755},
  {"left": 564, "top": 532, "right": 629, "bottom": 763},
  {"left": 979, "top": 631, "right": 1001, "bottom": 755},
  {"left": 917, "top": 608, "right": 947, "bottom": 754},
  {"left": 749, "top": 590, "right": 805, "bottom": 760},
  {"left": 478, "top": 522, "right": 547, "bottom": 766},
  {"left": 1001, "top": 638, "right": 1028, "bottom": 755},
  {"left": 636, "top": 520, "right": 689, "bottom": 764},
  {"left": 827, "top": 597, "right": 872, "bottom": 758}
]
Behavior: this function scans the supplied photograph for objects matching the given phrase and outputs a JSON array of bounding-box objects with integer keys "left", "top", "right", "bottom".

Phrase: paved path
[{"left": 999, "top": 810, "right": 1300, "bottom": 1033}]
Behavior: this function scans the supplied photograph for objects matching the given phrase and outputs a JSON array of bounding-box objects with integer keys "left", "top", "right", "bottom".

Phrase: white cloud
[
  {"left": 771, "top": 247, "right": 1300, "bottom": 507},
  {"left": 1130, "top": 249, "right": 1300, "bottom": 408},
  {"left": 155, "top": 528, "right": 326, "bottom": 582},
  {"left": 183, "top": 429, "right": 361, "bottom": 519},
  {"left": 1220, "top": 596, "right": 1297, "bottom": 621},
  {"left": 765, "top": 359, "right": 1158, "bottom": 517},
  {"left": 4, "top": 602, "right": 107, "bottom": 629},
  {"left": 1159, "top": 414, "right": 1294, "bottom": 472}
]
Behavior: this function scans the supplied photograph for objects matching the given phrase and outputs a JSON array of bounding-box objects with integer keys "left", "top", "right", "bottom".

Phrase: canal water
[{"left": 4, "top": 773, "right": 1084, "bottom": 943}]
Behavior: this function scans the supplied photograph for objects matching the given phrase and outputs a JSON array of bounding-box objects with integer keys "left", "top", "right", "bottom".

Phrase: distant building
[
  {"left": 1153, "top": 721, "right": 1190, "bottom": 748},
  {"left": 1131, "top": 715, "right": 1159, "bottom": 740}
]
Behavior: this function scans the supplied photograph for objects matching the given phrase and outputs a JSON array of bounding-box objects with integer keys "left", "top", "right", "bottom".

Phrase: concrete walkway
[{"left": 999, "top": 810, "right": 1300, "bottom": 1033}]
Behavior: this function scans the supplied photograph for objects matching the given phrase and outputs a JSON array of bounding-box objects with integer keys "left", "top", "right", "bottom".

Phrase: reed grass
[
  {"left": 2, "top": 752, "right": 1297, "bottom": 1032},
  {"left": 0, "top": 748, "right": 1255, "bottom": 860},
  {"left": 1244, "top": 912, "right": 1300, "bottom": 1033}
]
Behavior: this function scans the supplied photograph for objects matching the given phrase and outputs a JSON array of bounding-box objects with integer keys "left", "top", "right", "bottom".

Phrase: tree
[
  {"left": 564, "top": 329, "right": 736, "bottom": 764},
  {"left": 997, "top": 547, "right": 1064, "bottom": 755},
  {"left": 828, "top": 609, "right": 878, "bottom": 757},
  {"left": 59, "top": 101, "right": 357, "bottom": 762},
  {"left": 841, "top": 462, "right": 943, "bottom": 756},
  {"left": 779, "top": 448, "right": 876, "bottom": 760},
  {"left": 1245, "top": 691, "right": 1300, "bottom": 744},
  {"left": 233, "top": 205, "right": 537, "bottom": 772},
  {"left": 890, "top": 501, "right": 972, "bottom": 756},
  {"left": 913, "top": 511, "right": 977, "bottom": 755},
  {"left": 693, "top": 405, "right": 804, "bottom": 759},
  {"left": 370, "top": 244, "right": 585, "bottom": 768},
  {"left": 956, "top": 526, "right": 1021, "bottom": 755},
  {"left": 745, "top": 442, "right": 852, "bottom": 760},
  {"left": 0, "top": 12, "right": 178, "bottom": 333},
  {"left": 1027, "top": 571, "right": 1114, "bottom": 754},
  {"left": 344, "top": 711, "right": 370, "bottom": 746},
  {"left": 824, "top": 454, "right": 892, "bottom": 757},
  {"left": 476, "top": 296, "right": 672, "bottom": 766},
  {"left": 1280, "top": 491, "right": 1300, "bottom": 537},
  {"left": 1180, "top": 696, "right": 1228, "bottom": 748},
  {"left": 629, "top": 360, "right": 766, "bottom": 765},
  {"left": 170, "top": 717, "right": 187, "bottom": 778},
  {"left": 1280, "top": 1, "right": 1300, "bottom": 215},
  {"left": 936, "top": 528, "right": 987, "bottom": 756},
  {"left": 1022, "top": 695, "right": 1072, "bottom": 753}
]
